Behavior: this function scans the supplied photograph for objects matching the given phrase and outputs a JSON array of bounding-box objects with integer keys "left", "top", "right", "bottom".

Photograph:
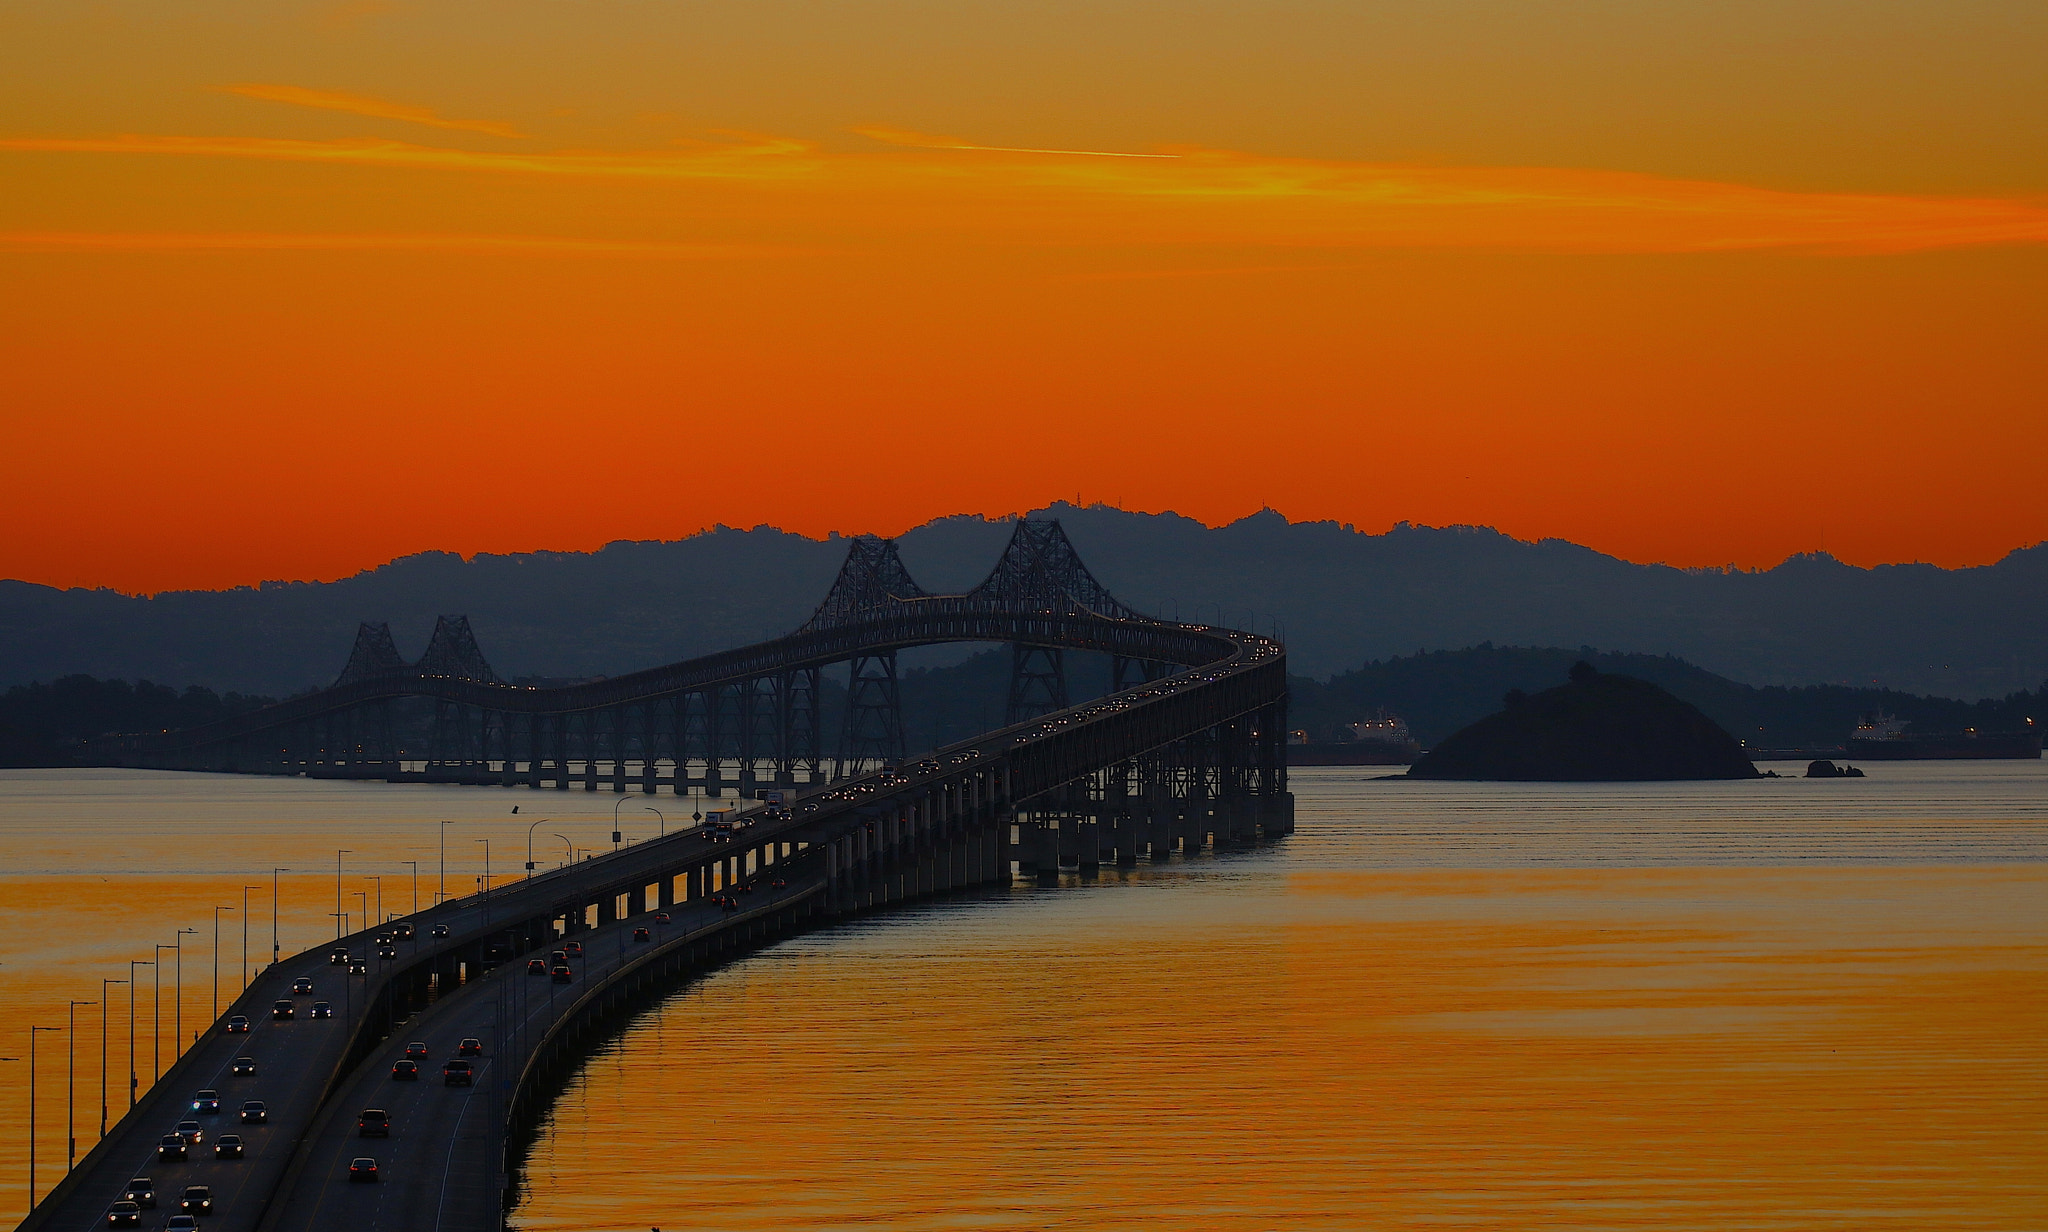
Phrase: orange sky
[{"left": 3, "top": 0, "right": 2046, "bottom": 593}]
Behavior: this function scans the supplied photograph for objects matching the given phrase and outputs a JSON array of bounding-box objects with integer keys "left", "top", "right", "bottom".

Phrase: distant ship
[
  {"left": 1287, "top": 709, "right": 1422, "bottom": 766},
  {"left": 1846, "top": 711, "right": 2041, "bottom": 760}
]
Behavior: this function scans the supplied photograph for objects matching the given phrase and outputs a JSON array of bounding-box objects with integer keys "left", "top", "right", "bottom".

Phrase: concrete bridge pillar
[
  {"left": 1077, "top": 821, "right": 1101, "bottom": 873},
  {"left": 1032, "top": 824, "right": 1059, "bottom": 885}
]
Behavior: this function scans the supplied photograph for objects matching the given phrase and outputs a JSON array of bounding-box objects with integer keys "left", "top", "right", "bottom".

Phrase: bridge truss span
[{"left": 34, "top": 521, "right": 1294, "bottom": 1232}]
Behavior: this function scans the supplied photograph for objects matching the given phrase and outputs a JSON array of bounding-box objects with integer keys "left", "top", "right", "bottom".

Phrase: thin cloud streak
[
  {"left": 5, "top": 131, "right": 2047, "bottom": 253},
  {"left": 854, "top": 124, "right": 1178, "bottom": 159},
  {"left": 0, "top": 231, "right": 797, "bottom": 258},
  {"left": 219, "top": 83, "right": 528, "bottom": 139}
]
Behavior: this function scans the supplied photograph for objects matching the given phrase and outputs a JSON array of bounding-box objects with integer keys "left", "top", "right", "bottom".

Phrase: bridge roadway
[
  {"left": 261, "top": 862, "right": 818, "bottom": 1231},
  {"left": 24, "top": 808, "right": 812, "bottom": 1232},
  {"left": 35, "top": 623, "right": 1290, "bottom": 1231}
]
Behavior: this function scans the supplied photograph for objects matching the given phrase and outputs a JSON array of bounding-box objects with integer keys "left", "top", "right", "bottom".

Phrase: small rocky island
[{"left": 1408, "top": 662, "right": 1762, "bottom": 781}]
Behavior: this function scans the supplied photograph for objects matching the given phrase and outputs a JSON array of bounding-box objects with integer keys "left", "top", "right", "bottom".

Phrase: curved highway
[{"left": 33, "top": 620, "right": 1288, "bottom": 1231}]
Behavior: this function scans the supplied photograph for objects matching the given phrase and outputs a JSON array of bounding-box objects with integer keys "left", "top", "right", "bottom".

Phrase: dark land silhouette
[
  {"left": 2, "top": 505, "right": 2044, "bottom": 700},
  {"left": 1408, "top": 663, "right": 1762, "bottom": 781},
  {"left": 1286, "top": 643, "right": 2046, "bottom": 749},
  {"left": 8, "top": 644, "right": 2040, "bottom": 767}
]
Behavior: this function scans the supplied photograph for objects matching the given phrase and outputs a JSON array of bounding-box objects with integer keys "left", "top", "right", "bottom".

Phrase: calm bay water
[{"left": 2, "top": 764, "right": 2044, "bottom": 1228}]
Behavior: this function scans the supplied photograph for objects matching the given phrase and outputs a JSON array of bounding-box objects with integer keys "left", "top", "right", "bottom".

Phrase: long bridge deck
[{"left": 29, "top": 523, "right": 1292, "bottom": 1231}]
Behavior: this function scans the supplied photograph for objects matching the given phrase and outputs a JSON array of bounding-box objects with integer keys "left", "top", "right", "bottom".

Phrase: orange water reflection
[{"left": 517, "top": 864, "right": 2045, "bottom": 1229}]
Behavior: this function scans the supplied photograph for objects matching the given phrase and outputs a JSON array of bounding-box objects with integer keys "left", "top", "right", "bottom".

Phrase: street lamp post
[
  {"left": 27, "top": 1024, "right": 58, "bottom": 1211},
  {"left": 402, "top": 860, "right": 420, "bottom": 917},
  {"left": 526, "top": 817, "right": 551, "bottom": 874},
  {"left": 99, "top": 980, "right": 126, "bottom": 1137},
  {"left": 271, "top": 867, "right": 290, "bottom": 969},
  {"left": 151, "top": 945, "right": 172, "bottom": 1081},
  {"left": 439, "top": 820, "right": 455, "bottom": 904},
  {"left": 212, "top": 905, "right": 236, "bottom": 1020},
  {"left": 127, "top": 960, "right": 151, "bottom": 1107},
  {"left": 335, "top": 850, "right": 352, "bottom": 940},
  {"left": 612, "top": 795, "right": 630, "bottom": 850},
  {"left": 476, "top": 838, "right": 491, "bottom": 926},
  {"left": 242, "top": 886, "right": 261, "bottom": 989},
  {"left": 646, "top": 805, "right": 665, "bottom": 837},
  {"left": 366, "top": 874, "right": 383, "bottom": 925},
  {"left": 172, "top": 927, "right": 197, "bottom": 1059},
  {"left": 68, "top": 999, "right": 95, "bottom": 1171},
  {"left": 553, "top": 834, "right": 572, "bottom": 869}
]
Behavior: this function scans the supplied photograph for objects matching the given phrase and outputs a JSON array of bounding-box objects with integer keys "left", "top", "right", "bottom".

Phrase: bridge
[{"left": 30, "top": 521, "right": 1291, "bottom": 1232}]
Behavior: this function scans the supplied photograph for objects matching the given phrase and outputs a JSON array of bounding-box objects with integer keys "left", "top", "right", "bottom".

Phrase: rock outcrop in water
[
  {"left": 1805, "top": 759, "right": 1865, "bottom": 778},
  {"left": 1408, "top": 662, "right": 1761, "bottom": 781}
]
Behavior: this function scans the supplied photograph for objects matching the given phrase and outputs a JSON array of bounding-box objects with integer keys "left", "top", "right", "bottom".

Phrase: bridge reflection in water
[{"left": 39, "top": 521, "right": 1290, "bottom": 1231}]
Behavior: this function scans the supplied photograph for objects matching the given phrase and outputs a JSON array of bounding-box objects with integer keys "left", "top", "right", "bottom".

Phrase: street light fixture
[
  {"left": 476, "top": 838, "right": 492, "bottom": 926},
  {"left": 271, "top": 868, "right": 289, "bottom": 971},
  {"left": 612, "top": 795, "right": 630, "bottom": 850},
  {"left": 24, "top": 1024, "right": 58, "bottom": 1212},
  {"left": 212, "top": 905, "right": 236, "bottom": 1020},
  {"left": 127, "top": 960, "right": 151, "bottom": 1107},
  {"left": 402, "top": 860, "right": 420, "bottom": 917},
  {"left": 334, "top": 850, "right": 352, "bottom": 940},
  {"left": 365, "top": 874, "right": 384, "bottom": 926},
  {"left": 241, "top": 885, "right": 262, "bottom": 990},
  {"left": 439, "top": 820, "right": 456, "bottom": 904},
  {"left": 100, "top": 979, "right": 126, "bottom": 1137},
  {"left": 151, "top": 945, "right": 172, "bottom": 1081},
  {"left": 68, "top": 998, "right": 95, "bottom": 1171},
  {"left": 526, "top": 816, "right": 552, "bottom": 873},
  {"left": 646, "top": 806, "right": 665, "bottom": 837},
  {"left": 172, "top": 927, "right": 197, "bottom": 1060}
]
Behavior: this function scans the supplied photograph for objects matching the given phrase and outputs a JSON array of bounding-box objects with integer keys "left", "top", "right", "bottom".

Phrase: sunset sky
[{"left": 3, "top": 0, "right": 2045, "bottom": 593}]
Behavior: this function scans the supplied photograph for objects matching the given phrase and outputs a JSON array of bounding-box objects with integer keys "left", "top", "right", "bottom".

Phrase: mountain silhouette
[{"left": 1, "top": 505, "right": 2041, "bottom": 699}]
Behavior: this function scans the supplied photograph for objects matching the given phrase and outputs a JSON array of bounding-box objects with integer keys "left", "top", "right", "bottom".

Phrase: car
[
  {"left": 347, "top": 960, "right": 368, "bottom": 975},
  {"left": 372, "top": 932, "right": 392, "bottom": 946},
  {"left": 311, "top": 1001, "right": 333, "bottom": 1019},
  {"left": 164, "top": 1217, "right": 199, "bottom": 1232},
  {"left": 358, "top": 1108, "right": 390, "bottom": 1138},
  {"left": 105, "top": 1199, "right": 143, "bottom": 1227},
  {"left": 190, "top": 1090, "right": 220, "bottom": 1114},
  {"left": 404, "top": 1041, "right": 431, "bottom": 1059},
  {"left": 271, "top": 999, "right": 294, "bottom": 1020},
  {"left": 563, "top": 941, "right": 583, "bottom": 956},
  {"left": 214, "top": 1134, "right": 244, "bottom": 1160},
  {"left": 442, "top": 1059, "right": 473, "bottom": 1086},
  {"left": 290, "top": 977, "right": 314, "bottom": 996},
  {"left": 429, "top": 924, "right": 450, "bottom": 938},
  {"left": 156, "top": 1136, "right": 186, "bottom": 1162},
  {"left": 653, "top": 911, "right": 670, "bottom": 923},
  {"left": 178, "top": 1185, "right": 214, "bottom": 1216},
  {"left": 549, "top": 949, "right": 568, "bottom": 964},
  {"left": 770, "top": 878, "right": 786, "bottom": 889},
  {"left": 174, "top": 1120, "right": 203, "bottom": 1145},
  {"left": 223, "top": 1015, "right": 249, "bottom": 1034},
  {"left": 526, "top": 958, "right": 547, "bottom": 975},
  {"left": 239, "top": 1101, "right": 267, "bottom": 1124},
  {"left": 390, "top": 1060, "right": 419, "bottom": 1081},
  {"left": 349, "top": 1157, "right": 379, "bottom": 1183},
  {"left": 632, "top": 926, "right": 651, "bottom": 942},
  {"left": 122, "top": 1178, "right": 155, "bottom": 1209},
  {"left": 551, "top": 965, "right": 572, "bottom": 984},
  {"left": 392, "top": 922, "right": 415, "bottom": 940},
  {"left": 377, "top": 945, "right": 398, "bottom": 960},
  {"left": 457, "top": 1038, "right": 482, "bottom": 1057},
  {"left": 329, "top": 948, "right": 349, "bottom": 965},
  {"left": 230, "top": 1057, "right": 256, "bottom": 1077}
]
